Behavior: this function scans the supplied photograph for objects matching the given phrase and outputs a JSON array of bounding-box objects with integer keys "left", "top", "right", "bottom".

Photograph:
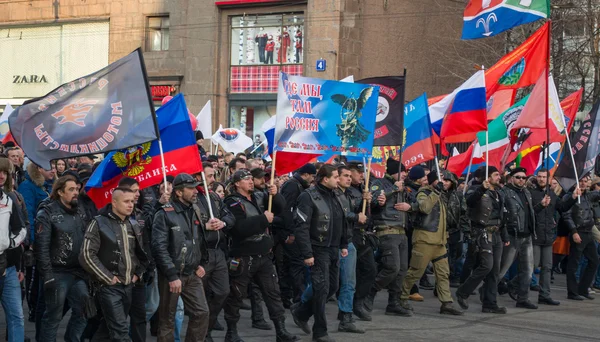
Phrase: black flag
[
  {"left": 356, "top": 76, "right": 406, "bottom": 146},
  {"left": 9, "top": 49, "right": 158, "bottom": 168},
  {"left": 555, "top": 99, "right": 600, "bottom": 191}
]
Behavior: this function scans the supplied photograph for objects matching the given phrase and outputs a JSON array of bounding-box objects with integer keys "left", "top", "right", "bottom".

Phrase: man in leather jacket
[
  {"left": 279, "top": 163, "right": 316, "bottom": 307},
  {"left": 195, "top": 167, "right": 236, "bottom": 342},
  {"left": 456, "top": 166, "right": 509, "bottom": 314},
  {"left": 292, "top": 164, "right": 348, "bottom": 342},
  {"left": 563, "top": 175, "right": 600, "bottom": 300},
  {"left": 497, "top": 167, "right": 547, "bottom": 310},
  {"left": 35, "top": 175, "right": 90, "bottom": 341},
  {"left": 364, "top": 159, "right": 414, "bottom": 317},
  {"left": 444, "top": 173, "right": 467, "bottom": 288},
  {"left": 80, "top": 188, "right": 148, "bottom": 341},
  {"left": 530, "top": 169, "right": 579, "bottom": 305},
  {"left": 399, "top": 170, "right": 463, "bottom": 316},
  {"left": 222, "top": 170, "right": 297, "bottom": 342},
  {"left": 152, "top": 173, "right": 210, "bottom": 342}
]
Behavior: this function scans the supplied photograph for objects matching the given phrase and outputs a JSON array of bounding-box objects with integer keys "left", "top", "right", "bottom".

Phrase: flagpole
[
  {"left": 201, "top": 172, "right": 215, "bottom": 219},
  {"left": 137, "top": 48, "right": 169, "bottom": 188},
  {"left": 362, "top": 156, "right": 373, "bottom": 214},
  {"left": 545, "top": 21, "right": 552, "bottom": 174},
  {"left": 397, "top": 68, "right": 407, "bottom": 203},
  {"left": 267, "top": 150, "right": 277, "bottom": 212},
  {"left": 463, "top": 145, "right": 476, "bottom": 195},
  {"left": 434, "top": 156, "right": 442, "bottom": 182},
  {"left": 564, "top": 121, "right": 581, "bottom": 204},
  {"left": 485, "top": 130, "right": 489, "bottom": 180}
]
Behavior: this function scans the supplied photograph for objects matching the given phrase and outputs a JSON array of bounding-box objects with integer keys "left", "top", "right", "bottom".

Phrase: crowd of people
[{"left": 0, "top": 140, "right": 598, "bottom": 342}]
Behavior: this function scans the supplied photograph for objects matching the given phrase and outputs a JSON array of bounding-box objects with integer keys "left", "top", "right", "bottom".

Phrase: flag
[
  {"left": 261, "top": 115, "right": 319, "bottom": 176},
  {"left": 402, "top": 94, "right": 435, "bottom": 168},
  {"left": 86, "top": 94, "right": 202, "bottom": 209},
  {"left": 487, "top": 89, "right": 516, "bottom": 120},
  {"left": 447, "top": 143, "right": 477, "bottom": 176},
  {"left": 356, "top": 76, "right": 405, "bottom": 146},
  {"left": 511, "top": 70, "right": 548, "bottom": 132},
  {"left": 196, "top": 100, "right": 212, "bottom": 140},
  {"left": 485, "top": 22, "right": 550, "bottom": 98},
  {"left": 8, "top": 49, "right": 157, "bottom": 168},
  {"left": 430, "top": 70, "right": 487, "bottom": 137},
  {"left": 476, "top": 96, "right": 530, "bottom": 170},
  {"left": 276, "top": 72, "right": 379, "bottom": 156},
  {"left": 517, "top": 142, "right": 562, "bottom": 175},
  {"left": 462, "top": 0, "right": 550, "bottom": 40},
  {"left": 506, "top": 81, "right": 581, "bottom": 164},
  {"left": 554, "top": 99, "right": 600, "bottom": 191},
  {"left": 0, "top": 104, "right": 14, "bottom": 144},
  {"left": 211, "top": 126, "right": 253, "bottom": 154}
]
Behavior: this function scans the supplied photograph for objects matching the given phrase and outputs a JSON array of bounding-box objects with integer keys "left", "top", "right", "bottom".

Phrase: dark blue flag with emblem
[{"left": 8, "top": 49, "right": 158, "bottom": 168}]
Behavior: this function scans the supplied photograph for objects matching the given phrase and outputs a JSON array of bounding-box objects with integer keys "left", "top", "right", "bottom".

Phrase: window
[
  {"left": 564, "top": 16, "right": 586, "bottom": 37},
  {"left": 146, "top": 16, "right": 170, "bottom": 51},
  {"left": 230, "top": 13, "right": 304, "bottom": 66}
]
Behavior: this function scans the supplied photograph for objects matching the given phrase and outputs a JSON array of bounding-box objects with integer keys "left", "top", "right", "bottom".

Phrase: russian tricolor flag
[{"left": 429, "top": 70, "right": 487, "bottom": 138}]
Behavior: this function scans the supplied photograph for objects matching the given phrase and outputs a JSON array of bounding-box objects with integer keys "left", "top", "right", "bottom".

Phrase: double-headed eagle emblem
[
  {"left": 112, "top": 142, "right": 153, "bottom": 177},
  {"left": 331, "top": 87, "right": 374, "bottom": 148}
]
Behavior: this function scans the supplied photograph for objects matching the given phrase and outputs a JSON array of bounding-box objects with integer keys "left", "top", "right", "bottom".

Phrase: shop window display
[{"left": 230, "top": 14, "right": 304, "bottom": 66}]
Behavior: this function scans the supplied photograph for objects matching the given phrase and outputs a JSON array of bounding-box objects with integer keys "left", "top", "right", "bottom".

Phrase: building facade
[{"left": 0, "top": 0, "right": 495, "bottom": 143}]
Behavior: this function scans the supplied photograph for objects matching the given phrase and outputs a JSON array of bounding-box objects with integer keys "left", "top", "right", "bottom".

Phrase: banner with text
[{"left": 275, "top": 72, "right": 379, "bottom": 157}]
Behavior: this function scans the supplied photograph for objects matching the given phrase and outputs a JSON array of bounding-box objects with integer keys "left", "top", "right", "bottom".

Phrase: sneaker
[
  {"left": 592, "top": 285, "right": 600, "bottom": 292},
  {"left": 589, "top": 288, "right": 596, "bottom": 294},
  {"left": 408, "top": 293, "right": 424, "bottom": 301}
]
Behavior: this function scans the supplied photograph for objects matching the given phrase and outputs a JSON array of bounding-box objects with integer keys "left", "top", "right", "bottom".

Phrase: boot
[
  {"left": 273, "top": 317, "right": 299, "bottom": 342},
  {"left": 312, "top": 336, "right": 335, "bottom": 342},
  {"left": 337, "top": 310, "right": 355, "bottom": 323},
  {"left": 353, "top": 298, "right": 372, "bottom": 321},
  {"left": 440, "top": 302, "right": 464, "bottom": 316},
  {"left": 398, "top": 299, "right": 413, "bottom": 311},
  {"left": 252, "top": 319, "right": 272, "bottom": 330},
  {"left": 213, "top": 319, "right": 225, "bottom": 331},
  {"left": 291, "top": 305, "right": 311, "bottom": 335},
  {"left": 385, "top": 297, "right": 413, "bottom": 317},
  {"left": 338, "top": 312, "right": 365, "bottom": 333},
  {"left": 364, "top": 288, "right": 376, "bottom": 312},
  {"left": 224, "top": 321, "right": 245, "bottom": 342}
]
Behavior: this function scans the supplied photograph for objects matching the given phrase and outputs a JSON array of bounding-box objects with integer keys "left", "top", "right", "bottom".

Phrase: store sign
[
  {"left": 151, "top": 85, "right": 177, "bottom": 101},
  {"left": 13, "top": 75, "right": 49, "bottom": 84},
  {"left": 215, "top": 0, "right": 296, "bottom": 6}
]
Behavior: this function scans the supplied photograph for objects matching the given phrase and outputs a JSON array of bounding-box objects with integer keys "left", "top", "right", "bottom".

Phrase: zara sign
[{"left": 12, "top": 75, "right": 49, "bottom": 84}]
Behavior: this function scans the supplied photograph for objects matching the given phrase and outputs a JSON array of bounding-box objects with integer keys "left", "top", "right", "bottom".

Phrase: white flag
[
  {"left": 0, "top": 104, "right": 14, "bottom": 140},
  {"left": 211, "top": 126, "right": 253, "bottom": 154},
  {"left": 196, "top": 100, "right": 212, "bottom": 139}
]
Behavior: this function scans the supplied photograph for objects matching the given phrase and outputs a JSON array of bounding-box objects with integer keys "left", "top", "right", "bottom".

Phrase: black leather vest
[
  {"left": 467, "top": 185, "right": 503, "bottom": 228},
  {"left": 306, "top": 187, "right": 332, "bottom": 242},
  {"left": 232, "top": 191, "right": 267, "bottom": 243},
  {"left": 370, "top": 177, "right": 408, "bottom": 229}
]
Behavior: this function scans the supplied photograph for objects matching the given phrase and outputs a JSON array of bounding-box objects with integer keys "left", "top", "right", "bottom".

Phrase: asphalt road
[{"left": 14, "top": 272, "right": 600, "bottom": 341}]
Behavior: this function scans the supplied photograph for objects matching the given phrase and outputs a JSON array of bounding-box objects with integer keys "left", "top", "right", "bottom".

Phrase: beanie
[
  {"left": 296, "top": 163, "right": 317, "bottom": 175},
  {"left": 386, "top": 158, "right": 405, "bottom": 176},
  {"left": 408, "top": 166, "right": 425, "bottom": 181},
  {"left": 427, "top": 171, "right": 438, "bottom": 185}
]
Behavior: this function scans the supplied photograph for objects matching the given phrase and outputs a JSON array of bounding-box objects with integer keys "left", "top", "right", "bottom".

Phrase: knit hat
[
  {"left": 386, "top": 158, "right": 406, "bottom": 176},
  {"left": 408, "top": 166, "right": 425, "bottom": 181},
  {"left": 427, "top": 171, "right": 439, "bottom": 185},
  {"left": 195, "top": 131, "right": 204, "bottom": 141},
  {"left": 296, "top": 163, "right": 317, "bottom": 175}
]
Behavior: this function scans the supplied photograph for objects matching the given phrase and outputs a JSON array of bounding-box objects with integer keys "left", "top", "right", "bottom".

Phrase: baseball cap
[
  {"left": 173, "top": 173, "right": 200, "bottom": 188},
  {"left": 347, "top": 162, "right": 364, "bottom": 172},
  {"left": 232, "top": 169, "right": 253, "bottom": 183}
]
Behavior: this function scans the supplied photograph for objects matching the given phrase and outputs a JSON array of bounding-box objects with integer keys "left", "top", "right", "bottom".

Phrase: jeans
[
  {"left": 498, "top": 235, "right": 534, "bottom": 302},
  {"left": 457, "top": 230, "right": 503, "bottom": 308},
  {"left": 41, "top": 272, "right": 89, "bottom": 342},
  {"left": 338, "top": 243, "right": 357, "bottom": 313},
  {"left": 567, "top": 232, "right": 599, "bottom": 296},
  {"left": 0, "top": 267, "right": 24, "bottom": 342},
  {"left": 174, "top": 298, "right": 184, "bottom": 342},
  {"left": 533, "top": 245, "right": 553, "bottom": 300},
  {"left": 295, "top": 246, "right": 339, "bottom": 339}
]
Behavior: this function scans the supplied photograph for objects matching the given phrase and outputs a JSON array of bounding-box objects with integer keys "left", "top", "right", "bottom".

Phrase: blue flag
[{"left": 402, "top": 94, "right": 436, "bottom": 168}]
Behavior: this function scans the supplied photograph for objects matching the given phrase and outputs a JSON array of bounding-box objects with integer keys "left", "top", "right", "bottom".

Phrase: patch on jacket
[
  {"left": 371, "top": 185, "right": 379, "bottom": 191},
  {"left": 170, "top": 226, "right": 181, "bottom": 231},
  {"left": 164, "top": 207, "right": 174, "bottom": 212}
]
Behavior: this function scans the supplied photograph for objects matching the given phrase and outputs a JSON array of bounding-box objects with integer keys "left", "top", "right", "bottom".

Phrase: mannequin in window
[
  {"left": 295, "top": 27, "right": 302, "bottom": 63},
  {"left": 255, "top": 27, "right": 268, "bottom": 63},
  {"left": 265, "top": 35, "right": 275, "bottom": 64},
  {"left": 277, "top": 27, "right": 291, "bottom": 63}
]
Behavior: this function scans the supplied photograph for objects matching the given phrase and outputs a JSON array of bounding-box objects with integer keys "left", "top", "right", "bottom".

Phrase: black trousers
[
  {"left": 279, "top": 242, "right": 306, "bottom": 304},
  {"left": 353, "top": 234, "right": 377, "bottom": 300},
  {"left": 567, "top": 231, "right": 600, "bottom": 296},
  {"left": 93, "top": 284, "right": 133, "bottom": 342},
  {"left": 202, "top": 249, "right": 230, "bottom": 331},
  {"left": 224, "top": 253, "right": 285, "bottom": 324},
  {"left": 461, "top": 239, "right": 479, "bottom": 284},
  {"left": 456, "top": 230, "right": 503, "bottom": 308},
  {"left": 295, "top": 246, "right": 339, "bottom": 339},
  {"left": 373, "top": 234, "right": 408, "bottom": 303},
  {"left": 129, "top": 282, "right": 146, "bottom": 342}
]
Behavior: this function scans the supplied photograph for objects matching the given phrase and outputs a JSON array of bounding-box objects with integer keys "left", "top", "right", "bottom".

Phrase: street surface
[{"left": 13, "top": 273, "right": 600, "bottom": 341}]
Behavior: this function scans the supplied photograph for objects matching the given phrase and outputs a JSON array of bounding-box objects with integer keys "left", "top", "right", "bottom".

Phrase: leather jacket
[
  {"left": 563, "top": 190, "right": 600, "bottom": 234},
  {"left": 334, "top": 187, "right": 362, "bottom": 242},
  {"left": 465, "top": 182, "right": 509, "bottom": 242},
  {"left": 197, "top": 190, "right": 235, "bottom": 250},
  {"left": 295, "top": 184, "right": 348, "bottom": 258},
  {"left": 224, "top": 190, "right": 285, "bottom": 257},
  {"left": 369, "top": 176, "right": 415, "bottom": 231},
  {"left": 281, "top": 174, "right": 311, "bottom": 237},
  {"left": 34, "top": 199, "right": 88, "bottom": 281},
  {"left": 503, "top": 184, "right": 538, "bottom": 237},
  {"left": 529, "top": 180, "right": 577, "bottom": 246},
  {"left": 80, "top": 205, "right": 148, "bottom": 285},
  {"left": 151, "top": 199, "right": 208, "bottom": 282}
]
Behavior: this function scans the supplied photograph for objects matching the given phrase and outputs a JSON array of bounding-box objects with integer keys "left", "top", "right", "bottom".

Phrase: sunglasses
[{"left": 514, "top": 176, "right": 527, "bottom": 180}]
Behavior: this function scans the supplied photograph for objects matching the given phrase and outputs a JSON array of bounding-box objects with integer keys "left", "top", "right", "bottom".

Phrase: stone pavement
[{"left": 12, "top": 273, "right": 600, "bottom": 341}]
